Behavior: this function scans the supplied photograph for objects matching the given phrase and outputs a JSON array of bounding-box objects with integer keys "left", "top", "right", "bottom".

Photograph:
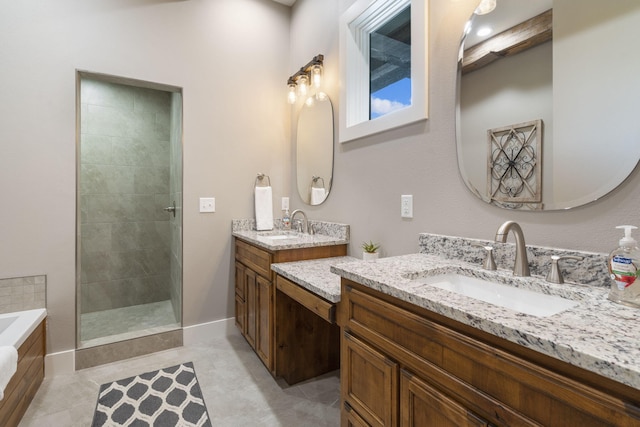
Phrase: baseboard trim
[
  {"left": 45, "top": 349, "right": 75, "bottom": 378},
  {"left": 183, "top": 317, "right": 238, "bottom": 345},
  {"left": 44, "top": 318, "right": 238, "bottom": 378},
  {"left": 75, "top": 329, "right": 183, "bottom": 370}
]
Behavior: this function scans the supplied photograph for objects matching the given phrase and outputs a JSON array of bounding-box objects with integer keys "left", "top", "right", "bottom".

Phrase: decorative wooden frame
[{"left": 488, "top": 120, "right": 542, "bottom": 207}]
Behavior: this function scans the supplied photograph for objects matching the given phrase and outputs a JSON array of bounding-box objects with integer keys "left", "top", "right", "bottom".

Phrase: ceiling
[
  {"left": 466, "top": 0, "right": 552, "bottom": 47},
  {"left": 271, "top": 0, "right": 297, "bottom": 6}
]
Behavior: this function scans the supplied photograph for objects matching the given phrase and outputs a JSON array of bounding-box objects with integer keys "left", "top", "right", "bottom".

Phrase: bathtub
[
  {"left": 0, "top": 309, "right": 47, "bottom": 348},
  {"left": 0, "top": 308, "right": 46, "bottom": 427}
]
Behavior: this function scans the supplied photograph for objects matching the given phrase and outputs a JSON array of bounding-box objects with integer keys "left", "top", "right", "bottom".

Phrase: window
[
  {"left": 339, "top": 0, "right": 427, "bottom": 143},
  {"left": 370, "top": 5, "right": 411, "bottom": 119}
]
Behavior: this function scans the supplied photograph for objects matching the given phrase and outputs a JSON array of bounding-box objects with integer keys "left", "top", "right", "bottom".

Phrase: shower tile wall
[{"left": 80, "top": 79, "right": 172, "bottom": 313}]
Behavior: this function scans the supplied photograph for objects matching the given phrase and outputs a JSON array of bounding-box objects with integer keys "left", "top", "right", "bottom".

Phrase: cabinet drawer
[
  {"left": 276, "top": 275, "right": 335, "bottom": 323},
  {"left": 235, "top": 239, "right": 272, "bottom": 279},
  {"left": 342, "top": 284, "right": 445, "bottom": 369}
]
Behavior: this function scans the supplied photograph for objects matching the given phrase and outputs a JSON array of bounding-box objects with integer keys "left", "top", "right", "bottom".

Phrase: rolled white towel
[
  {"left": 255, "top": 186, "right": 274, "bottom": 231},
  {"left": 0, "top": 346, "right": 18, "bottom": 400}
]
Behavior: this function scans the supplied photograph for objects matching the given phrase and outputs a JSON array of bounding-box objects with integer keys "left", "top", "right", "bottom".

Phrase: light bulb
[
  {"left": 311, "top": 64, "right": 323, "bottom": 89},
  {"left": 287, "top": 83, "right": 297, "bottom": 104},
  {"left": 305, "top": 96, "right": 315, "bottom": 106},
  {"left": 476, "top": 26, "right": 492, "bottom": 37},
  {"left": 297, "top": 75, "right": 309, "bottom": 97},
  {"left": 316, "top": 92, "right": 328, "bottom": 101},
  {"left": 475, "top": 0, "right": 496, "bottom": 15}
]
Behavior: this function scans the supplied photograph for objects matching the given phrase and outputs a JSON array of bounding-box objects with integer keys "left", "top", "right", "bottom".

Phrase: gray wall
[{"left": 288, "top": 0, "right": 640, "bottom": 258}]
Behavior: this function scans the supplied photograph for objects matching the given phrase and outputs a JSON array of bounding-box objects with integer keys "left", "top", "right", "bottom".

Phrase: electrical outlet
[
  {"left": 282, "top": 197, "right": 289, "bottom": 210},
  {"left": 401, "top": 195, "right": 413, "bottom": 218},
  {"left": 200, "top": 197, "right": 215, "bottom": 213}
]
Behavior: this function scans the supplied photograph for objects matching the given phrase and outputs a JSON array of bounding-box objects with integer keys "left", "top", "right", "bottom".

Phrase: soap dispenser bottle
[
  {"left": 282, "top": 208, "right": 291, "bottom": 230},
  {"left": 608, "top": 225, "right": 640, "bottom": 308}
]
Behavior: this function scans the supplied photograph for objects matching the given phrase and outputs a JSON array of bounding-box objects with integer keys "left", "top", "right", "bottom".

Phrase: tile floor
[{"left": 19, "top": 332, "right": 340, "bottom": 426}]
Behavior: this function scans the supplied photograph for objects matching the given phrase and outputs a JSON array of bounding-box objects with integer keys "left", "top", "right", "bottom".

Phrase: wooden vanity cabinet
[
  {"left": 234, "top": 237, "right": 346, "bottom": 374},
  {"left": 338, "top": 279, "right": 640, "bottom": 427}
]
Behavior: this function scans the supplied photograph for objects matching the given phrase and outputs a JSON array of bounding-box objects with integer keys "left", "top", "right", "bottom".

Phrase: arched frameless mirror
[
  {"left": 456, "top": 0, "right": 640, "bottom": 210},
  {"left": 296, "top": 96, "right": 334, "bottom": 205}
]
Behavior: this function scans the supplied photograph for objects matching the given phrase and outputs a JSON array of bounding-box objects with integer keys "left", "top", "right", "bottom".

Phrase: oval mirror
[
  {"left": 296, "top": 95, "right": 334, "bottom": 205},
  {"left": 457, "top": 0, "right": 640, "bottom": 210}
]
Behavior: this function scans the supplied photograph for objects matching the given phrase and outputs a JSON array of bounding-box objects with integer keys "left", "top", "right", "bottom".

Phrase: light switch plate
[
  {"left": 200, "top": 197, "right": 215, "bottom": 213},
  {"left": 401, "top": 195, "right": 413, "bottom": 218},
  {"left": 282, "top": 197, "right": 289, "bottom": 210}
]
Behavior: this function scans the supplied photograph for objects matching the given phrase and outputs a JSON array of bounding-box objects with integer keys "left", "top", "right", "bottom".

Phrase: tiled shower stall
[{"left": 78, "top": 77, "right": 182, "bottom": 347}]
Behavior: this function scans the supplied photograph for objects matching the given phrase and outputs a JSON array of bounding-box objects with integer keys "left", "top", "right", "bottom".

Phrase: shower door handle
[{"left": 163, "top": 201, "right": 176, "bottom": 218}]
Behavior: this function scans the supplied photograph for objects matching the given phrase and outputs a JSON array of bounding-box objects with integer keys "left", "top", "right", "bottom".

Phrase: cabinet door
[
  {"left": 245, "top": 268, "right": 257, "bottom": 348},
  {"left": 342, "top": 332, "right": 398, "bottom": 427},
  {"left": 255, "top": 274, "right": 272, "bottom": 370},
  {"left": 343, "top": 402, "right": 372, "bottom": 427},
  {"left": 234, "top": 262, "right": 246, "bottom": 300},
  {"left": 235, "top": 295, "right": 246, "bottom": 333},
  {"left": 234, "top": 262, "right": 246, "bottom": 332},
  {"left": 400, "top": 370, "right": 489, "bottom": 427}
]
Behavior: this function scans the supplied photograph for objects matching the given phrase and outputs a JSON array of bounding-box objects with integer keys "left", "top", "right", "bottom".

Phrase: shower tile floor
[
  {"left": 19, "top": 332, "right": 340, "bottom": 426},
  {"left": 79, "top": 300, "right": 180, "bottom": 348}
]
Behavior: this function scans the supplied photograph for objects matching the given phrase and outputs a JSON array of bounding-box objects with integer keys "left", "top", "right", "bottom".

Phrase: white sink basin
[
  {"left": 263, "top": 235, "right": 299, "bottom": 240},
  {"left": 414, "top": 273, "right": 578, "bottom": 317},
  {"left": 258, "top": 232, "right": 300, "bottom": 240}
]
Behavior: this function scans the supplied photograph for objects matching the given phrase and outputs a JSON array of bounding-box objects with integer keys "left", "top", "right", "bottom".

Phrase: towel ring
[
  {"left": 311, "top": 175, "right": 325, "bottom": 189},
  {"left": 255, "top": 173, "right": 271, "bottom": 188}
]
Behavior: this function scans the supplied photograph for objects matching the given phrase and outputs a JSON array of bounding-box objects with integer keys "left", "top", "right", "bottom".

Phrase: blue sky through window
[{"left": 370, "top": 77, "right": 411, "bottom": 119}]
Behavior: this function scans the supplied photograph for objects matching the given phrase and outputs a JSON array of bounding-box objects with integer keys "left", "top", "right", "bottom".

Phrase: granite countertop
[
  {"left": 233, "top": 229, "right": 348, "bottom": 251},
  {"left": 330, "top": 253, "right": 640, "bottom": 390},
  {"left": 271, "top": 256, "right": 360, "bottom": 303},
  {"left": 232, "top": 219, "right": 349, "bottom": 251}
]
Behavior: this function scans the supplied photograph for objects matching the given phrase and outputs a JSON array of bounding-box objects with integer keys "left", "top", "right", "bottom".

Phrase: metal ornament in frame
[{"left": 488, "top": 120, "right": 542, "bottom": 209}]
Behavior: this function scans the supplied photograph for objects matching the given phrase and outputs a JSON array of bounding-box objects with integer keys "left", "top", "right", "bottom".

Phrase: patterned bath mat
[{"left": 92, "top": 362, "right": 212, "bottom": 427}]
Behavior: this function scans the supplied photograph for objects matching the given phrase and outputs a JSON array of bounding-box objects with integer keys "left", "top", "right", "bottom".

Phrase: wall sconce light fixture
[{"left": 287, "top": 54, "right": 324, "bottom": 104}]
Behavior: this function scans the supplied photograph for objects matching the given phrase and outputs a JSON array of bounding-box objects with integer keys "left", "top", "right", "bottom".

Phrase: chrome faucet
[
  {"left": 290, "top": 209, "right": 308, "bottom": 234},
  {"left": 495, "top": 221, "right": 530, "bottom": 276}
]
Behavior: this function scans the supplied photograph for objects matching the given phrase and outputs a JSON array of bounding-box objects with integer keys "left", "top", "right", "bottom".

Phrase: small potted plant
[{"left": 362, "top": 240, "right": 380, "bottom": 261}]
